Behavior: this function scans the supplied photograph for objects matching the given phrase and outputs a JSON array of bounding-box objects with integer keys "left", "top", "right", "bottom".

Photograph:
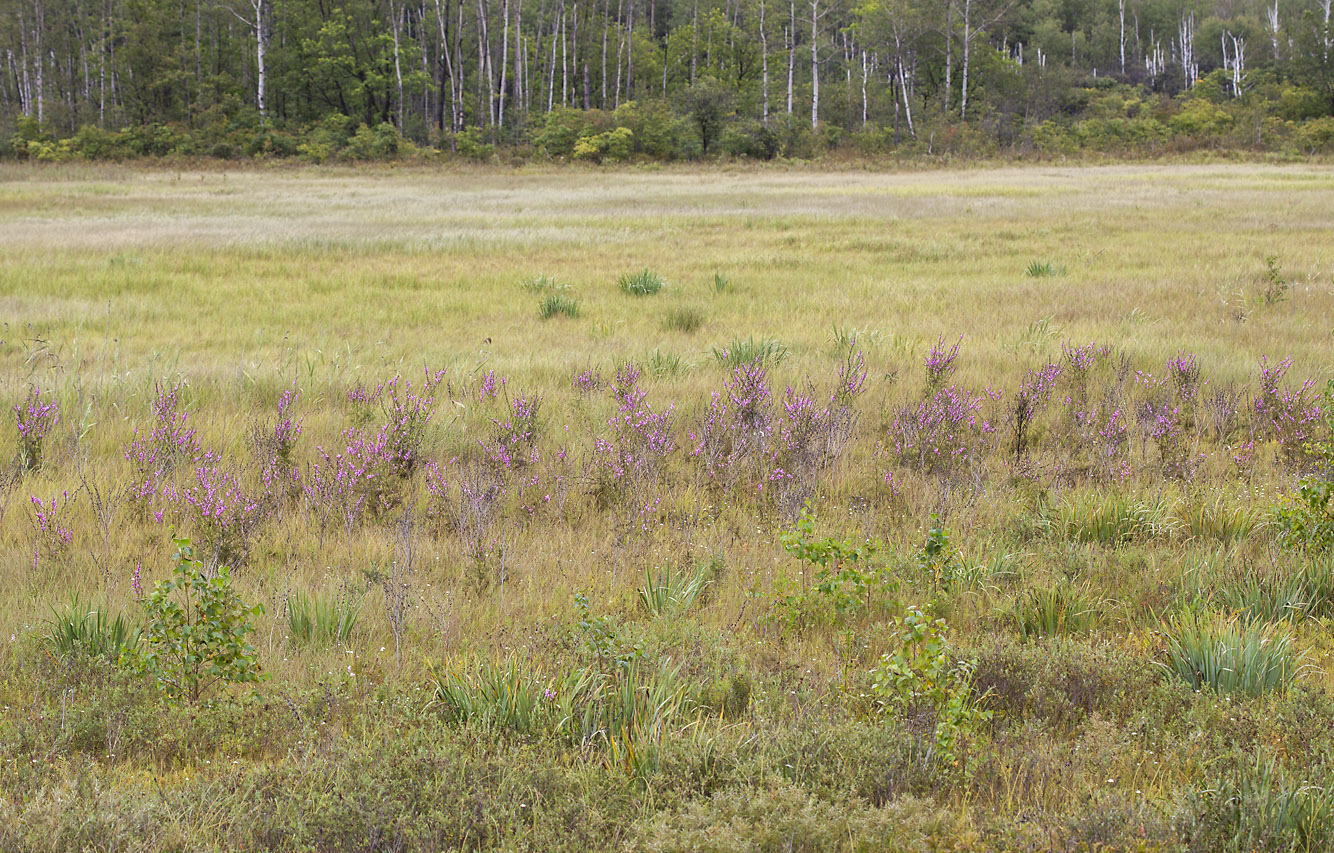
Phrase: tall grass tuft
[
  {"left": 286, "top": 589, "right": 362, "bottom": 646},
  {"left": 1026, "top": 260, "right": 1066, "bottom": 278},
  {"left": 711, "top": 336, "right": 789, "bottom": 369},
  {"left": 645, "top": 349, "right": 692, "bottom": 377},
  {"left": 638, "top": 566, "right": 709, "bottom": 616},
  {"left": 663, "top": 306, "right": 705, "bottom": 333},
  {"left": 618, "top": 268, "right": 666, "bottom": 296},
  {"left": 539, "top": 292, "right": 581, "bottom": 319},
  {"left": 1178, "top": 496, "right": 1262, "bottom": 544},
  {"left": 1160, "top": 608, "right": 1300, "bottom": 696},
  {"left": 45, "top": 597, "right": 140, "bottom": 664},
  {"left": 520, "top": 273, "right": 564, "bottom": 293},
  {"left": 1010, "top": 583, "right": 1096, "bottom": 639},
  {"left": 1195, "top": 755, "right": 1334, "bottom": 850},
  {"left": 427, "top": 657, "right": 543, "bottom": 734},
  {"left": 1040, "top": 494, "right": 1180, "bottom": 545}
]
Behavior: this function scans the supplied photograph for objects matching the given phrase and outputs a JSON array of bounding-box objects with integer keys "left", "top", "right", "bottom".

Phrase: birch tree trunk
[
  {"left": 960, "top": 0, "right": 970, "bottom": 120},
  {"left": 760, "top": 0, "right": 769, "bottom": 122},
  {"left": 944, "top": 0, "right": 952, "bottom": 113},
  {"left": 809, "top": 0, "right": 818, "bottom": 129},
  {"left": 786, "top": 0, "right": 795, "bottom": 113}
]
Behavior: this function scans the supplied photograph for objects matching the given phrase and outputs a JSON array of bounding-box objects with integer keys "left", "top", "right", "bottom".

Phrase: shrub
[
  {"left": 1277, "top": 380, "right": 1334, "bottom": 551},
  {"left": 871, "top": 607, "right": 991, "bottom": 771},
  {"left": 1160, "top": 608, "right": 1299, "bottom": 696},
  {"left": 131, "top": 537, "right": 266, "bottom": 704},
  {"left": 972, "top": 636, "right": 1152, "bottom": 730},
  {"left": 618, "top": 268, "right": 667, "bottom": 296},
  {"left": 573, "top": 127, "right": 635, "bottom": 163}
]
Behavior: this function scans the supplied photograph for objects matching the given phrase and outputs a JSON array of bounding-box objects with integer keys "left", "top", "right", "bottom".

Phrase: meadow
[{"left": 2, "top": 161, "right": 1334, "bottom": 851}]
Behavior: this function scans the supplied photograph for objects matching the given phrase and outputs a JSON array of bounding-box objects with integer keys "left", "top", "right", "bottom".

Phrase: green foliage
[
  {"left": 871, "top": 607, "right": 991, "bottom": 770},
  {"left": 45, "top": 597, "right": 141, "bottom": 665},
  {"left": 131, "top": 538, "right": 265, "bottom": 704},
  {"left": 573, "top": 127, "right": 635, "bottom": 163},
  {"left": 285, "top": 589, "right": 361, "bottom": 646},
  {"left": 454, "top": 127, "right": 494, "bottom": 161},
  {"left": 772, "top": 505, "right": 893, "bottom": 629},
  {"left": 710, "top": 272, "right": 731, "bottom": 294},
  {"left": 916, "top": 514, "right": 964, "bottom": 593},
  {"left": 676, "top": 77, "right": 735, "bottom": 156},
  {"left": 1260, "top": 255, "right": 1290, "bottom": 305},
  {"left": 711, "top": 336, "right": 788, "bottom": 369},
  {"left": 1160, "top": 608, "right": 1300, "bottom": 696},
  {"left": 618, "top": 268, "right": 667, "bottom": 296}
]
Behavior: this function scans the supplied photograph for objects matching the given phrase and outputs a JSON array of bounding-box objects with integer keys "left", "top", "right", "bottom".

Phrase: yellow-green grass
[{"left": 1, "top": 161, "right": 1333, "bottom": 848}]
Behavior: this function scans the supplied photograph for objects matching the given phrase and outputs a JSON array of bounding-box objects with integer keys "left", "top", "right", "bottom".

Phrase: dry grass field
[{"left": 1, "top": 161, "right": 1333, "bottom": 851}]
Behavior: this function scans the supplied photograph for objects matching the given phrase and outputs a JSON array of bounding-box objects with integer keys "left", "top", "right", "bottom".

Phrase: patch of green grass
[
  {"left": 1026, "top": 260, "right": 1066, "bottom": 278},
  {"left": 286, "top": 589, "right": 362, "bottom": 647},
  {"left": 1010, "top": 583, "right": 1096, "bottom": 639},
  {"left": 663, "top": 306, "right": 705, "bottom": 333},
  {"left": 45, "top": 597, "right": 140, "bottom": 664},
  {"left": 540, "top": 292, "right": 581, "bottom": 319},
  {"left": 1160, "top": 608, "right": 1301, "bottom": 696},
  {"left": 618, "top": 268, "right": 666, "bottom": 296},
  {"left": 711, "top": 336, "right": 788, "bottom": 369}
]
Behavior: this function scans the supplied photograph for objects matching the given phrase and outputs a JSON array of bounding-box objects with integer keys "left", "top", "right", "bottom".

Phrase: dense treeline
[{"left": 2, "top": 0, "right": 1333, "bottom": 159}]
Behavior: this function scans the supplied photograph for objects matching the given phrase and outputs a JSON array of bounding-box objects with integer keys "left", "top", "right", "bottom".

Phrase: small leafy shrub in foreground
[
  {"left": 618, "top": 268, "right": 666, "bottom": 296},
  {"left": 131, "top": 537, "right": 265, "bottom": 704},
  {"left": 1159, "top": 608, "right": 1299, "bottom": 696},
  {"left": 871, "top": 607, "right": 991, "bottom": 771},
  {"left": 1277, "top": 380, "right": 1334, "bottom": 551},
  {"left": 772, "top": 505, "right": 892, "bottom": 629}
]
